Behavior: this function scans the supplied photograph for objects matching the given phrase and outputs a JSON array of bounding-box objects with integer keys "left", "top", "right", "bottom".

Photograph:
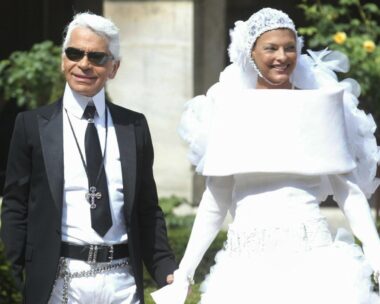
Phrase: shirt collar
[{"left": 63, "top": 83, "right": 106, "bottom": 119}]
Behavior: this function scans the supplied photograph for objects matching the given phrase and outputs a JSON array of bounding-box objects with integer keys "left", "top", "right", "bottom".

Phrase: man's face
[{"left": 61, "top": 27, "right": 120, "bottom": 97}]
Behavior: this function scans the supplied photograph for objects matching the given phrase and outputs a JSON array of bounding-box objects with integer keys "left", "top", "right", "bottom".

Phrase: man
[{"left": 1, "top": 12, "right": 176, "bottom": 304}]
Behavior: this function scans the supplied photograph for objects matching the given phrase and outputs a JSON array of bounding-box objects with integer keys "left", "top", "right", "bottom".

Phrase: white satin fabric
[{"left": 48, "top": 258, "right": 139, "bottom": 304}]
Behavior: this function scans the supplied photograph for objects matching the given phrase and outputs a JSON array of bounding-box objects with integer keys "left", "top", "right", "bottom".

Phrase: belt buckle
[
  {"left": 87, "top": 245, "right": 98, "bottom": 264},
  {"left": 107, "top": 245, "right": 114, "bottom": 263},
  {"left": 87, "top": 244, "right": 114, "bottom": 264}
]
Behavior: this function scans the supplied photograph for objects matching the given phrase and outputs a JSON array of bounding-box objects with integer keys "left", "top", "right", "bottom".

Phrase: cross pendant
[{"left": 85, "top": 186, "right": 102, "bottom": 209}]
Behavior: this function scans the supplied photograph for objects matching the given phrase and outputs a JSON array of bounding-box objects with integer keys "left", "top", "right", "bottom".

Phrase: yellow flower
[
  {"left": 333, "top": 32, "right": 347, "bottom": 45},
  {"left": 363, "top": 40, "right": 376, "bottom": 53}
]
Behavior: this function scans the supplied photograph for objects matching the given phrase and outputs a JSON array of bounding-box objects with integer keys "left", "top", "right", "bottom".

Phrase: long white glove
[
  {"left": 151, "top": 175, "right": 234, "bottom": 304},
  {"left": 328, "top": 173, "right": 380, "bottom": 273}
]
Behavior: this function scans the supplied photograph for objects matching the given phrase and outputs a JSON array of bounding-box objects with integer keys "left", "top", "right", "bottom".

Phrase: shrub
[
  {"left": 298, "top": 0, "right": 380, "bottom": 121},
  {"left": 0, "top": 242, "right": 22, "bottom": 303},
  {"left": 0, "top": 41, "right": 65, "bottom": 109}
]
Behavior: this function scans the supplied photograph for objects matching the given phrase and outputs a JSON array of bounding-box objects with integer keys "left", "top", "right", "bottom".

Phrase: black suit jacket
[{"left": 1, "top": 99, "right": 176, "bottom": 304}]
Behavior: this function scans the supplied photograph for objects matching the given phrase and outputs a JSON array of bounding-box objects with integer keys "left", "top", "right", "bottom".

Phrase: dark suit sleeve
[
  {"left": 137, "top": 115, "right": 177, "bottom": 287},
  {"left": 1, "top": 113, "right": 31, "bottom": 290}
]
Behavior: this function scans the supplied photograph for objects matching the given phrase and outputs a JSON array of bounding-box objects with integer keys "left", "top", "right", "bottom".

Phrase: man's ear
[{"left": 108, "top": 60, "right": 120, "bottom": 79}]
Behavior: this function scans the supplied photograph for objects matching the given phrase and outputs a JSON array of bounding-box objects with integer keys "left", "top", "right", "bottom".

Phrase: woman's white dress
[
  {"left": 199, "top": 173, "right": 377, "bottom": 304},
  {"left": 151, "top": 54, "right": 380, "bottom": 304}
]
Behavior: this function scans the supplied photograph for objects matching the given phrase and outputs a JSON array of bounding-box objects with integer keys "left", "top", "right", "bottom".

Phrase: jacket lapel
[
  {"left": 108, "top": 102, "right": 136, "bottom": 221},
  {"left": 38, "top": 100, "right": 64, "bottom": 212}
]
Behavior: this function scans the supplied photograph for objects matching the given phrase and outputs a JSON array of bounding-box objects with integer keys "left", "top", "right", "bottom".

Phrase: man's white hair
[{"left": 62, "top": 12, "right": 121, "bottom": 61}]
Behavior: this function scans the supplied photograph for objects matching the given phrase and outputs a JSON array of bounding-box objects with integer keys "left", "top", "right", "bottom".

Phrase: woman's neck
[{"left": 256, "top": 77, "right": 292, "bottom": 90}]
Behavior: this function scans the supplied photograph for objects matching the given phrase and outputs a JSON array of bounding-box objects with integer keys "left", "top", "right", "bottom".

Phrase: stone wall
[{"left": 104, "top": 1, "right": 193, "bottom": 199}]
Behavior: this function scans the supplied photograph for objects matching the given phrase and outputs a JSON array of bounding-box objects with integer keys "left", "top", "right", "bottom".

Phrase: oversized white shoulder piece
[
  {"left": 296, "top": 49, "right": 380, "bottom": 198},
  {"left": 202, "top": 87, "right": 356, "bottom": 176}
]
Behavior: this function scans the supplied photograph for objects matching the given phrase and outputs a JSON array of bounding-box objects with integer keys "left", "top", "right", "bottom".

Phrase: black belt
[{"left": 61, "top": 242, "right": 129, "bottom": 263}]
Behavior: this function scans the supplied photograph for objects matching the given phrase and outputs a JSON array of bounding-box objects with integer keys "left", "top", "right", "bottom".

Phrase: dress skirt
[{"left": 199, "top": 214, "right": 379, "bottom": 304}]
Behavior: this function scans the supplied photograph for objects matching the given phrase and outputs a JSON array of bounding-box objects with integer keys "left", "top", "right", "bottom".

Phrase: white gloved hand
[
  {"left": 151, "top": 175, "right": 234, "bottom": 304},
  {"left": 150, "top": 272, "right": 189, "bottom": 304}
]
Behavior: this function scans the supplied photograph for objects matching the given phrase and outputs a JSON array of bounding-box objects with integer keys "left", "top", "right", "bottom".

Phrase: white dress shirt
[{"left": 62, "top": 84, "right": 128, "bottom": 245}]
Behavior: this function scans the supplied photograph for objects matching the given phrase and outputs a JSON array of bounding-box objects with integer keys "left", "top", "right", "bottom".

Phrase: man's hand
[{"left": 166, "top": 274, "right": 174, "bottom": 284}]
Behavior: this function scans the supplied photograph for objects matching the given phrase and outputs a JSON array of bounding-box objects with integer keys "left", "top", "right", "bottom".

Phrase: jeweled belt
[
  {"left": 56, "top": 242, "right": 130, "bottom": 304},
  {"left": 224, "top": 217, "right": 333, "bottom": 256}
]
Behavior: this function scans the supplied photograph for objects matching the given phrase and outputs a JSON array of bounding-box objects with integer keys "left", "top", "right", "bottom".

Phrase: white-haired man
[{"left": 1, "top": 12, "right": 176, "bottom": 304}]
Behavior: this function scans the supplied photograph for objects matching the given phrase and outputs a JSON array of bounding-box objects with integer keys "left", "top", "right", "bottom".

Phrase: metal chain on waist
[{"left": 57, "top": 258, "right": 129, "bottom": 304}]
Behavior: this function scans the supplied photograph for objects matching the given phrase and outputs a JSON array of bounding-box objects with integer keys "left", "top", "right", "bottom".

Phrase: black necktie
[{"left": 83, "top": 104, "right": 112, "bottom": 236}]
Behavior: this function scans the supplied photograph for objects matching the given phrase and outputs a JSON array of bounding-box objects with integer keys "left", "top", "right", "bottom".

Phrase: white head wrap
[{"left": 228, "top": 8, "right": 304, "bottom": 84}]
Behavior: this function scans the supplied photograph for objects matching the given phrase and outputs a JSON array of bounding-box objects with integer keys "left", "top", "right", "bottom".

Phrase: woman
[{"left": 152, "top": 8, "right": 380, "bottom": 303}]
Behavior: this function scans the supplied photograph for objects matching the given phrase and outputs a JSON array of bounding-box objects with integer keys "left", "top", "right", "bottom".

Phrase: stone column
[
  {"left": 194, "top": 0, "right": 227, "bottom": 94},
  {"left": 104, "top": 1, "right": 194, "bottom": 200},
  {"left": 192, "top": 0, "right": 227, "bottom": 204}
]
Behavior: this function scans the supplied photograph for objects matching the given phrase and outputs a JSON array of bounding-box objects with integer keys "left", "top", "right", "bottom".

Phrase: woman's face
[{"left": 251, "top": 29, "right": 297, "bottom": 89}]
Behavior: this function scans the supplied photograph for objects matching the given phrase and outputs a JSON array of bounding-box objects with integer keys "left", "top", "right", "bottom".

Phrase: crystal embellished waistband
[{"left": 224, "top": 217, "right": 333, "bottom": 256}]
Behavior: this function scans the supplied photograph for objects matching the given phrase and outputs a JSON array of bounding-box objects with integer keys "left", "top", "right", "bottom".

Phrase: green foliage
[
  {"left": 0, "top": 41, "right": 65, "bottom": 109},
  {"left": 0, "top": 242, "right": 22, "bottom": 303},
  {"left": 159, "top": 196, "right": 185, "bottom": 215},
  {"left": 298, "top": 0, "right": 380, "bottom": 119},
  {"left": 160, "top": 196, "right": 197, "bottom": 229}
]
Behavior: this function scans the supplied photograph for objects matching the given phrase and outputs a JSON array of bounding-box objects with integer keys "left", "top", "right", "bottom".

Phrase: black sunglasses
[{"left": 64, "top": 47, "right": 114, "bottom": 66}]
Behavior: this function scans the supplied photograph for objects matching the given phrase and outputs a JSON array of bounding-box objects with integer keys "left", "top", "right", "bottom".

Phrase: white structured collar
[{"left": 63, "top": 83, "right": 106, "bottom": 119}]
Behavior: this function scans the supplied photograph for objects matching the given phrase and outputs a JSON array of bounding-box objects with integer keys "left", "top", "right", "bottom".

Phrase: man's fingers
[{"left": 166, "top": 274, "right": 174, "bottom": 284}]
